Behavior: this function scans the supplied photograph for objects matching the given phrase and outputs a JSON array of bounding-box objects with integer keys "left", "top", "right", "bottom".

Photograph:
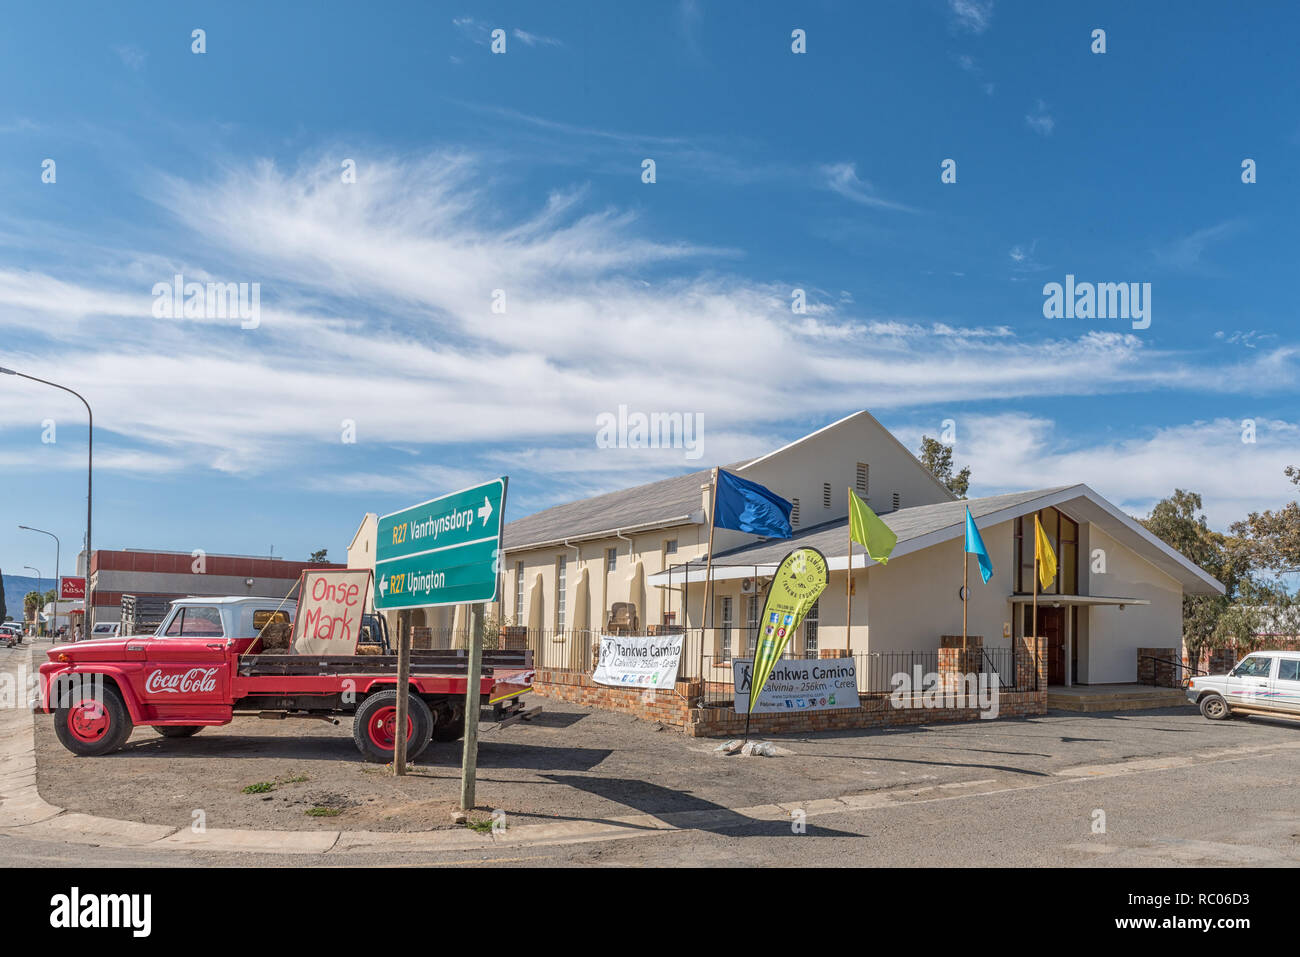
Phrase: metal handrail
[{"left": 1138, "top": 654, "right": 1208, "bottom": 687}]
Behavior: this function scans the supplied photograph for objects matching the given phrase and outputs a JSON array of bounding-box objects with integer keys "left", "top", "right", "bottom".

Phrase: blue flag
[
  {"left": 714, "top": 469, "right": 793, "bottom": 538},
  {"left": 964, "top": 506, "right": 993, "bottom": 583}
]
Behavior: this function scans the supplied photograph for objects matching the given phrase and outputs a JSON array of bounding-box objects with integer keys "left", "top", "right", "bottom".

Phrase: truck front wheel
[
  {"left": 54, "top": 684, "right": 134, "bottom": 756},
  {"left": 1199, "top": 693, "right": 1232, "bottom": 720},
  {"left": 353, "top": 690, "right": 433, "bottom": 763}
]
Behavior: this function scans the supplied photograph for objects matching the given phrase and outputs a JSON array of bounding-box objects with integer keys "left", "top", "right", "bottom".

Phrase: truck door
[
  {"left": 140, "top": 605, "right": 233, "bottom": 720},
  {"left": 1225, "top": 654, "right": 1273, "bottom": 708},
  {"left": 1272, "top": 657, "right": 1300, "bottom": 715}
]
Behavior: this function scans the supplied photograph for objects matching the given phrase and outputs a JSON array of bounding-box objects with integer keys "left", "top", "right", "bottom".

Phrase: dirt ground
[
  {"left": 33, "top": 681, "right": 1262, "bottom": 836},
  {"left": 35, "top": 697, "right": 910, "bottom": 832}
]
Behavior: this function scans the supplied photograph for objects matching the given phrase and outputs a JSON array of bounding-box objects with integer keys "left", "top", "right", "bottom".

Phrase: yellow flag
[{"left": 1034, "top": 514, "right": 1057, "bottom": 591}]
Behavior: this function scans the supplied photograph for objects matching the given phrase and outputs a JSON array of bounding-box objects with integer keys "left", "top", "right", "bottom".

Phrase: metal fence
[
  {"left": 524, "top": 629, "right": 1030, "bottom": 707},
  {"left": 694, "top": 645, "right": 1025, "bottom": 710}
]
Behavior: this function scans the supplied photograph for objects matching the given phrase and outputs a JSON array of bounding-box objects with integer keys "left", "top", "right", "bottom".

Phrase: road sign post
[
  {"left": 375, "top": 478, "right": 507, "bottom": 779},
  {"left": 460, "top": 605, "right": 484, "bottom": 810},
  {"left": 395, "top": 609, "right": 411, "bottom": 775}
]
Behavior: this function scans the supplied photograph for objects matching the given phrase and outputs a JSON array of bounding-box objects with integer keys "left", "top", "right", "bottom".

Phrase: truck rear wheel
[
  {"left": 353, "top": 690, "right": 433, "bottom": 763},
  {"left": 153, "top": 725, "right": 203, "bottom": 738},
  {"left": 54, "top": 684, "right": 133, "bottom": 756},
  {"left": 432, "top": 713, "right": 465, "bottom": 742}
]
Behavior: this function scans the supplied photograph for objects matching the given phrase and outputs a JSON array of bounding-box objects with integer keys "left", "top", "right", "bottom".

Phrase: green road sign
[{"left": 375, "top": 477, "right": 507, "bottom": 610}]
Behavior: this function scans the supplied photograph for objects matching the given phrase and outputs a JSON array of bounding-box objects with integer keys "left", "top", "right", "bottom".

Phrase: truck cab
[{"left": 1189, "top": 650, "right": 1300, "bottom": 720}]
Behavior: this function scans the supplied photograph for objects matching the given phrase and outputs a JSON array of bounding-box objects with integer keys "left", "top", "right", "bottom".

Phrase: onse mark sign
[
  {"left": 292, "top": 568, "right": 371, "bottom": 655},
  {"left": 375, "top": 477, "right": 507, "bottom": 609}
]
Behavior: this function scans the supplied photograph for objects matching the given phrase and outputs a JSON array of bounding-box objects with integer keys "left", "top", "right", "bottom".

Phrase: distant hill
[{"left": 2, "top": 574, "right": 46, "bottom": 622}]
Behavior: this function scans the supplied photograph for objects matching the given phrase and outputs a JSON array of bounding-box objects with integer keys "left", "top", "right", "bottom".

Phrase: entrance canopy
[{"left": 1008, "top": 595, "right": 1150, "bottom": 607}]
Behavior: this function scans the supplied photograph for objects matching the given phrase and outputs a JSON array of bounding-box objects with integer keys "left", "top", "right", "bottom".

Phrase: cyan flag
[
  {"left": 714, "top": 469, "right": 793, "bottom": 538},
  {"left": 964, "top": 506, "right": 993, "bottom": 583}
]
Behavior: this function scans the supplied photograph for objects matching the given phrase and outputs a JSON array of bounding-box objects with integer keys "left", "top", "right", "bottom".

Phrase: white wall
[
  {"left": 864, "top": 523, "right": 1016, "bottom": 656},
  {"left": 1082, "top": 526, "right": 1184, "bottom": 683},
  {"left": 740, "top": 412, "right": 954, "bottom": 534}
]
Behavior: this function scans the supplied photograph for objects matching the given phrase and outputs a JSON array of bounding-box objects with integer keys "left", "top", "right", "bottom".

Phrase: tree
[
  {"left": 918, "top": 436, "right": 971, "bottom": 498},
  {"left": 309, "top": 548, "right": 329, "bottom": 564},
  {"left": 1139, "top": 490, "right": 1257, "bottom": 664},
  {"left": 23, "top": 590, "right": 41, "bottom": 624},
  {"left": 1231, "top": 465, "right": 1300, "bottom": 572},
  {"left": 0, "top": 567, "right": 7, "bottom": 623}
]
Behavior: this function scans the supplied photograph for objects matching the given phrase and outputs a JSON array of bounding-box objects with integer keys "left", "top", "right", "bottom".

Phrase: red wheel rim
[
  {"left": 67, "top": 698, "right": 110, "bottom": 743},
  {"left": 368, "top": 706, "right": 413, "bottom": 750}
]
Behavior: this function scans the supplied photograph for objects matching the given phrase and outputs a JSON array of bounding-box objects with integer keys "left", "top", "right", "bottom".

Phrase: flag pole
[
  {"left": 962, "top": 548, "right": 968, "bottom": 651},
  {"left": 1032, "top": 537, "right": 1040, "bottom": 691},
  {"left": 699, "top": 467, "right": 719, "bottom": 704},
  {"left": 845, "top": 502, "right": 853, "bottom": 656}
]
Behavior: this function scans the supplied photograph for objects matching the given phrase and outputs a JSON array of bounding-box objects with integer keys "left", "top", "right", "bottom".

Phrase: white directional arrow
[
  {"left": 478, "top": 496, "right": 493, "bottom": 526},
  {"left": 378, "top": 574, "right": 388, "bottom": 596}
]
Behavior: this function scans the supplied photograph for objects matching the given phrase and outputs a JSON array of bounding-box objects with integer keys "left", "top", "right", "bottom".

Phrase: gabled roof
[
  {"left": 740, "top": 409, "right": 958, "bottom": 502},
  {"left": 502, "top": 408, "right": 955, "bottom": 553},
  {"left": 648, "top": 484, "right": 1225, "bottom": 596},
  {"left": 502, "top": 466, "right": 722, "bottom": 551}
]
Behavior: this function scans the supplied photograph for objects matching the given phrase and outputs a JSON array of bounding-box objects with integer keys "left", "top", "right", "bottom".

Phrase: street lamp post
[
  {"left": 1, "top": 365, "right": 93, "bottom": 579},
  {"left": 19, "top": 526, "right": 60, "bottom": 639},
  {"left": 23, "top": 565, "right": 42, "bottom": 636}
]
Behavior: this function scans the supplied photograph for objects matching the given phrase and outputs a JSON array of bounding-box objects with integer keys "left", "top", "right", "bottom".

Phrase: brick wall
[
  {"left": 685, "top": 689, "right": 1047, "bottom": 738},
  {"left": 533, "top": 656, "right": 1048, "bottom": 738},
  {"left": 1137, "top": 647, "right": 1179, "bottom": 687},
  {"left": 533, "top": 668, "right": 694, "bottom": 727}
]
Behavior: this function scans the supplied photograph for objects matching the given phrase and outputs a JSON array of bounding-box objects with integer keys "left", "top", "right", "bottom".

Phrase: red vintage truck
[{"left": 37, "top": 596, "right": 534, "bottom": 761}]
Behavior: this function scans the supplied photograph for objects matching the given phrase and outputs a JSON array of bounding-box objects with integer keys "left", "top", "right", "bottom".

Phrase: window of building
[
  {"left": 822, "top": 483, "right": 832, "bottom": 508},
  {"left": 1014, "top": 507, "right": 1079, "bottom": 595},
  {"left": 791, "top": 498, "right": 800, "bottom": 526},
  {"left": 606, "top": 547, "right": 617, "bottom": 573},
  {"left": 515, "top": 561, "right": 525, "bottom": 619},
  {"left": 802, "top": 600, "right": 819, "bottom": 657},
  {"left": 892, "top": 492, "right": 901, "bottom": 511},
  {"left": 745, "top": 594, "right": 760, "bottom": 659},
  {"left": 719, "top": 595, "right": 733, "bottom": 660},
  {"left": 556, "top": 559, "right": 567, "bottom": 634},
  {"left": 663, "top": 539, "right": 677, "bottom": 555},
  {"left": 856, "top": 462, "right": 869, "bottom": 497}
]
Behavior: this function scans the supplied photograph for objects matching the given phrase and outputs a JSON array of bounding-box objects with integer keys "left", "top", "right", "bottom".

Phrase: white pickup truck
[{"left": 1187, "top": 650, "right": 1300, "bottom": 721}]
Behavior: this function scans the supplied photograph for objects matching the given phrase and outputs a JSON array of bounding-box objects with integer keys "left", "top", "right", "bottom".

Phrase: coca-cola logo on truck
[{"left": 144, "top": 667, "right": 219, "bottom": 695}]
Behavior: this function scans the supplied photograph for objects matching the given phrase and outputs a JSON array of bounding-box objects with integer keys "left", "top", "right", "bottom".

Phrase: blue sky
[{"left": 2, "top": 0, "right": 1298, "bottom": 579}]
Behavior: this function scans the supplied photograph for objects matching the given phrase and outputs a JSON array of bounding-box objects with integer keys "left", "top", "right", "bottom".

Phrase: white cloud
[
  {"left": 949, "top": 0, "right": 994, "bottom": 34},
  {"left": 1, "top": 150, "right": 1297, "bottom": 515},
  {"left": 512, "top": 28, "right": 562, "bottom": 47},
  {"left": 895, "top": 413, "right": 1300, "bottom": 530},
  {"left": 819, "top": 162, "right": 915, "bottom": 212},
  {"left": 1025, "top": 100, "right": 1054, "bottom": 136}
]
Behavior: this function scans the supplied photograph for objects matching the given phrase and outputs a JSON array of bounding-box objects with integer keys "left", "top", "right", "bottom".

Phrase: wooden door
[{"left": 1037, "top": 607, "right": 1066, "bottom": 685}]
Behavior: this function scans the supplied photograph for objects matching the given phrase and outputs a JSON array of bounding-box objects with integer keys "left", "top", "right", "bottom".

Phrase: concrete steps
[{"left": 1047, "top": 687, "right": 1190, "bottom": 713}]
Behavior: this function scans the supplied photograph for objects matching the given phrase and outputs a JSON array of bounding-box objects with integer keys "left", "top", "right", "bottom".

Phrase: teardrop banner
[{"left": 747, "top": 546, "right": 830, "bottom": 708}]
